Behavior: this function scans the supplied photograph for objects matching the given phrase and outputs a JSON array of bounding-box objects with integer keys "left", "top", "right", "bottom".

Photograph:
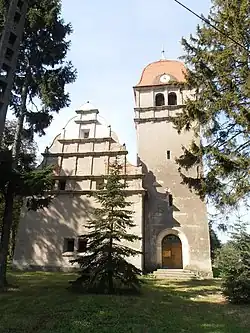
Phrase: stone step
[
  {"left": 155, "top": 272, "right": 195, "bottom": 274},
  {"left": 153, "top": 269, "right": 198, "bottom": 280},
  {"left": 155, "top": 270, "right": 195, "bottom": 275},
  {"left": 155, "top": 269, "right": 193, "bottom": 273},
  {"left": 155, "top": 274, "right": 195, "bottom": 277}
]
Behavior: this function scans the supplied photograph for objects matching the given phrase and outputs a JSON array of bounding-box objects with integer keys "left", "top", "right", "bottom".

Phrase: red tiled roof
[{"left": 136, "top": 60, "right": 186, "bottom": 86}]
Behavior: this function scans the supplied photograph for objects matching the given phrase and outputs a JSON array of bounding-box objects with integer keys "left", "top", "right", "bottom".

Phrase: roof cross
[{"left": 161, "top": 47, "right": 166, "bottom": 60}]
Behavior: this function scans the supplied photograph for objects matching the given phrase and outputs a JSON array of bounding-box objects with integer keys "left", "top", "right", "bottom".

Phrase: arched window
[
  {"left": 168, "top": 92, "right": 177, "bottom": 105},
  {"left": 155, "top": 93, "right": 165, "bottom": 106}
]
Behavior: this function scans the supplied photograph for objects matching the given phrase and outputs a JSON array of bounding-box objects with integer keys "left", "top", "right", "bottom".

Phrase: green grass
[{"left": 0, "top": 272, "right": 249, "bottom": 333}]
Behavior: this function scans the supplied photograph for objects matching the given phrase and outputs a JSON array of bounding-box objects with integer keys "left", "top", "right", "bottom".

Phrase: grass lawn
[{"left": 0, "top": 272, "right": 249, "bottom": 333}]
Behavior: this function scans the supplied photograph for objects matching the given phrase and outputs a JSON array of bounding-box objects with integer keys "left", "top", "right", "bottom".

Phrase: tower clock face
[{"left": 160, "top": 74, "right": 171, "bottom": 83}]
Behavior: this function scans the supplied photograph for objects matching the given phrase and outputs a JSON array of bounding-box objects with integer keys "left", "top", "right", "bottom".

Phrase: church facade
[{"left": 13, "top": 59, "right": 212, "bottom": 276}]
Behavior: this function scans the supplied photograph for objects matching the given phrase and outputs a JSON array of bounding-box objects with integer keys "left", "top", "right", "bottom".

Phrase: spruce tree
[
  {"left": 172, "top": 0, "right": 250, "bottom": 217},
  {"left": 0, "top": 0, "right": 76, "bottom": 289},
  {"left": 71, "top": 161, "right": 142, "bottom": 294},
  {"left": 216, "top": 226, "right": 250, "bottom": 304}
]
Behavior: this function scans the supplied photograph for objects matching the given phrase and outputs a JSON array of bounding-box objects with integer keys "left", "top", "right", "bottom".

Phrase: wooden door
[{"left": 162, "top": 235, "right": 183, "bottom": 269}]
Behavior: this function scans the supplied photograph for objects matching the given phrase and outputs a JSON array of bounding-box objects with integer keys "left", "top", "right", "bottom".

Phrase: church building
[{"left": 13, "top": 58, "right": 212, "bottom": 277}]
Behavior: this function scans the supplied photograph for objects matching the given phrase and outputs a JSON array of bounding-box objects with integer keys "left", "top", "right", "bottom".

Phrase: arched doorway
[{"left": 162, "top": 234, "right": 183, "bottom": 269}]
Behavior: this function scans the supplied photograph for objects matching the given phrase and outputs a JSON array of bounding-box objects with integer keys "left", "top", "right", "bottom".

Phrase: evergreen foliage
[
  {"left": 209, "top": 223, "right": 221, "bottom": 263},
  {"left": 0, "top": 120, "right": 34, "bottom": 259},
  {"left": 0, "top": 120, "right": 53, "bottom": 266},
  {"left": 216, "top": 227, "right": 250, "bottom": 304},
  {"left": 11, "top": 0, "right": 76, "bottom": 137},
  {"left": 172, "top": 0, "right": 250, "bottom": 215},
  {"left": 1, "top": 120, "right": 37, "bottom": 170},
  {"left": 71, "top": 161, "right": 142, "bottom": 294},
  {"left": 0, "top": 0, "right": 76, "bottom": 288}
]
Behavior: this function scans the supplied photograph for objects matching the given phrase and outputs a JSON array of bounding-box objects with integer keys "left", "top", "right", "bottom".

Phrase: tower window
[
  {"left": 80, "top": 129, "right": 90, "bottom": 139},
  {"left": 64, "top": 238, "right": 74, "bottom": 252},
  {"left": 59, "top": 179, "right": 66, "bottom": 190},
  {"left": 5, "top": 48, "right": 14, "bottom": 61},
  {"left": 166, "top": 150, "right": 171, "bottom": 160},
  {"left": 0, "top": 81, "right": 7, "bottom": 95},
  {"left": 17, "top": 0, "right": 24, "bottom": 10},
  {"left": 8, "top": 32, "right": 17, "bottom": 46},
  {"left": 169, "top": 194, "right": 173, "bottom": 207},
  {"left": 78, "top": 237, "right": 88, "bottom": 253},
  {"left": 155, "top": 93, "right": 165, "bottom": 106},
  {"left": 0, "top": 64, "right": 10, "bottom": 78},
  {"left": 96, "top": 178, "right": 104, "bottom": 190},
  {"left": 14, "top": 12, "right": 21, "bottom": 24},
  {"left": 168, "top": 92, "right": 177, "bottom": 105}
]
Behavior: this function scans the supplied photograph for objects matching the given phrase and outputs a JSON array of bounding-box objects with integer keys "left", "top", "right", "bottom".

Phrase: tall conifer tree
[
  {"left": 216, "top": 225, "right": 250, "bottom": 304},
  {"left": 71, "top": 161, "right": 142, "bottom": 294},
  {"left": 172, "top": 0, "right": 250, "bottom": 217},
  {"left": 0, "top": 0, "right": 76, "bottom": 288}
]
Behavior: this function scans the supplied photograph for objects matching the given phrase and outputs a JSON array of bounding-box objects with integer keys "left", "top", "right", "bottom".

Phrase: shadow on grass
[
  {"left": 143, "top": 278, "right": 217, "bottom": 298},
  {"left": 173, "top": 278, "right": 221, "bottom": 287},
  {"left": 0, "top": 272, "right": 249, "bottom": 333},
  {"left": 146, "top": 278, "right": 223, "bottom": 300}
]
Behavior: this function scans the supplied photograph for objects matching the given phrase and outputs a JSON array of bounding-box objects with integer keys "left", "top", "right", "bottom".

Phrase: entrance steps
[{"left": 153, "top": 269, "right": 198, "bottom": 280}]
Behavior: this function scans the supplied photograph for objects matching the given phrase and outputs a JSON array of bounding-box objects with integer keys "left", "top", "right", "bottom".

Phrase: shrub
[{"left": 216, "top": 231, "right": 250, "bottom": 304}]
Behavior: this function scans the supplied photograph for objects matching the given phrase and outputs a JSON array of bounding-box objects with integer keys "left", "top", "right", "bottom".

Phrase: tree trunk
[
  {"left": 0, "top": 185, "right": 14, "bottom": 289},
  {"left": 0, "top": 82, "right": 28, "bottom": 289},
  {"left": 10, "top": 217, "right": 18, "bottom": 260},
  {"left": 12, "top": 108, "right": 26, "bottom": 164},
  {"left": 108, "top": 222, "right": 114, "bottom": 294},
  {"left": 107, "top": 251, "right": 113, "bottom": 294}
]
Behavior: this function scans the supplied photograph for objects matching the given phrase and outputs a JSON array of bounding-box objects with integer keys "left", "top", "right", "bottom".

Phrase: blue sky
[
  {"left": 37, "top": 0, "right": 211, "bottom": 163},
  {"left": 32, "top": 0, "right": 249, "bottom": 238}
]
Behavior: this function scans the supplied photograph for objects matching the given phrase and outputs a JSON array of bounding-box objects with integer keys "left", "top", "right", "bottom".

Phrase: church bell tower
[{"left": 134, "top": 57, "right": 212, "bottom": 276}]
